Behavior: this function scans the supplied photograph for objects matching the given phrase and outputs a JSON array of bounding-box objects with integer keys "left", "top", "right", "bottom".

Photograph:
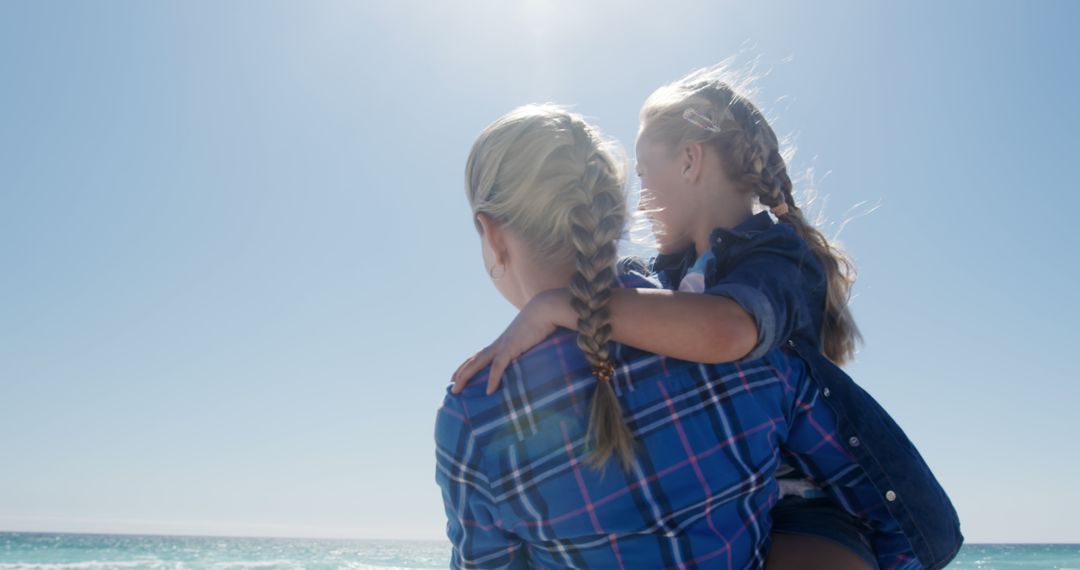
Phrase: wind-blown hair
[{"left": 640, "top": 67, "right": 861, "bottom": 364}]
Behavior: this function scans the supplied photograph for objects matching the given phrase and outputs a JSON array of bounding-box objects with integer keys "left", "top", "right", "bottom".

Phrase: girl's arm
[
  {"left": 608, "top": 288, "right": 758, "bottom": 362},
  {"left": 451, "top": 288, "right": 758, "bottom": 394}
]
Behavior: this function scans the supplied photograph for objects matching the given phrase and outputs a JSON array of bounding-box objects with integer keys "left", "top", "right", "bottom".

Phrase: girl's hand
[{"left": 452, "top": 289, "right": 573, "bottom": 395}]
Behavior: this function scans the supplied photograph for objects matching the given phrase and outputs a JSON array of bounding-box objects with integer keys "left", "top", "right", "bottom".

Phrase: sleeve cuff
[{"left": 704, "top": 282, "right": 777, "bottom": 362}]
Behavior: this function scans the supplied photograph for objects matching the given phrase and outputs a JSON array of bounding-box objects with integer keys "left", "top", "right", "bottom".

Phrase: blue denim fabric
[
  {"left": 786, "top": 338, "right": 963, "bottom": 569},
  {"left": 655, "top": 212, "right": 825, "bottom": 362},
  {"left": 651, "top": 212, "right": 964, "bottom": 570}
]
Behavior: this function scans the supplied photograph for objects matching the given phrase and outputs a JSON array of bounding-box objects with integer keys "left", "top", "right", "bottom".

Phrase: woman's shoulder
[{"left": 441, "top": 329, "right": 587, "bottom": 426}]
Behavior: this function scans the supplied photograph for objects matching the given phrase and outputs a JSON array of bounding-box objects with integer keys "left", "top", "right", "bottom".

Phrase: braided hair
[
  {"left": 465, "top": 105, "right": 636, "bottom": 469},
  {"left": 641, "top": 69, "right": 862, "bottom": 364}
]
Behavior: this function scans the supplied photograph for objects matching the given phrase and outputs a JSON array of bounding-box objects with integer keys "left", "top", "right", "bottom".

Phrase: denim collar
[
  {"left": 711, "top": 211, "right": 774, "bottom": 242},
  {"left": 653, "top": 211, "right": 775, "bottom": 283}
]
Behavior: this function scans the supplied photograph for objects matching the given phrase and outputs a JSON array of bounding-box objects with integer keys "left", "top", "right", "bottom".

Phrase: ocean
[{"left": 0, "top": 533, "right": 1077, "bottom": 569}]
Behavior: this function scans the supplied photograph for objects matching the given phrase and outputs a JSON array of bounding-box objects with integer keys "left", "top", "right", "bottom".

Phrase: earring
[{"left": 487, "top": 262, "right": 506, "bottom": 280}]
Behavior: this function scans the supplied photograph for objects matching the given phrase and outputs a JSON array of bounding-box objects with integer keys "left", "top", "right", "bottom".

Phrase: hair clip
[{"left": 683, "top": 108, "right": 723, "bottom": 133}]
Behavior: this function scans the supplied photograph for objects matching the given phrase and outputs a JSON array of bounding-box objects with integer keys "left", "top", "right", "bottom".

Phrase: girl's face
[{"left": 635, "top": 134, "right": 697, "bottom": 254}]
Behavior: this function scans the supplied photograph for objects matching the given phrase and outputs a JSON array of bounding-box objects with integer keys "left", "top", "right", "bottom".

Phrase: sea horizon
[
  {"left": 1, "top": 530, "right": 1078, "bottom": 569},
  {"left": 1, "top": 530, "right": 447, "bottom": 545},
  {"left": 3, "top": 528, "right": 1080, "bottom": 546}
]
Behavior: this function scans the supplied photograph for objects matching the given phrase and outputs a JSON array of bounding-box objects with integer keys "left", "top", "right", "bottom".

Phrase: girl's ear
[
  {"left": 682, "top": 142, "right": 705, "bottom": 183},
  {"left": 475, "top": 212, "right": 509, "bottom": 264}
]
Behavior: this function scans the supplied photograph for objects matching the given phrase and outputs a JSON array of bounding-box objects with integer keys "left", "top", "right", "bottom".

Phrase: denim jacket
[{"left": 650, "top": 212, "right": 963, "bottom": 570}]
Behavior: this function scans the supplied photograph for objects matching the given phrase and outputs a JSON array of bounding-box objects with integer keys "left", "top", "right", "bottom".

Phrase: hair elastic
[{"left": 593, "top": 361, "right": 615, "bottom": 383}]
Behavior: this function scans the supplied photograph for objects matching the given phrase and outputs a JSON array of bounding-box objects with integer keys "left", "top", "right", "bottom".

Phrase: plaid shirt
[{"left": 435, "top": 276, "right": 918, "bottom": 570}]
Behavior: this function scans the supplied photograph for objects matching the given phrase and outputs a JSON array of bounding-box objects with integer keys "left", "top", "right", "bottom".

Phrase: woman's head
[
  {"left": 465, "top": 105, "right": 624, "bottom": 306},
  {"left": 638, "top": 68, "right": 862, "bottom": 364},
  {"left": 465, "top": 104, "right": 637, "bottom": 468}
]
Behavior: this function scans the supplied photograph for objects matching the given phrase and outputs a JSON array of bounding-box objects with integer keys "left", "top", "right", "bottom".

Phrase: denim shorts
[{"left": 771, "top": 496, "right": 879, "bottom": 569}]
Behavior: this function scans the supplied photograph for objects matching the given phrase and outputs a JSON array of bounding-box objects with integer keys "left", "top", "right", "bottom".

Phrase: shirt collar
[
  {"left": 653, "top": 211, "right": 775, "bottom": 282},
  {"left": 711, "top": 211, "right": 775, "bottom": 243}
]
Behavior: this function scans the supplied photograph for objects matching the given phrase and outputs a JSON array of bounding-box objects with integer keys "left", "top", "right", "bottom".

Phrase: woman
[{"left": 434, "top": 105, "right": 917, "bottom": 569}]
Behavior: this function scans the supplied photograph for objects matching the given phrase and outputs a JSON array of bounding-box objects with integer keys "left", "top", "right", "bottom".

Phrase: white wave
[
  {"left": 0, "top": 560, "right": 179, "bottom": 570},
  {"left": 208, "top": 561, "right": 301, "bottom": 570},
  {"left": 0, "top": 562, "right": 442, "bottom": 570},
  {"left": 339, "top": 566, "right": 442, "bottom": 570}
]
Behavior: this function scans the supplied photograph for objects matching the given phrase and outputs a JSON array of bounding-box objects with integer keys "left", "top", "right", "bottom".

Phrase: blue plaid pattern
[{"left": 436, "top": 279, "right": 918, "bottom": 569}]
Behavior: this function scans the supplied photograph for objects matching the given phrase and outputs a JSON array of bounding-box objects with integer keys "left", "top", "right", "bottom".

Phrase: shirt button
[
  {"left": 848, "top": 436, "right": 860, "bottom": 448},
  {"left": 822, "top": 388, "right": 831, "bottom": 398},
  {"left": 787, "top": 339, "right": 796, "bottom": 348},
  {"left": 886, "top": 490, "right": 897, "bottom": 502}
]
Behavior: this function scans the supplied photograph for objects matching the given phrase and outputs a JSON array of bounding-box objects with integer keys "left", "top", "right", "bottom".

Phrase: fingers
[
  {"left": 486, "top": 355, "right": 511, "bottom": 395},
  {"left": 452, "top": 354, "right": 476, "bottom": 381},
  {"left": 451, "top": 342, "right": 520, "bottom": 396},
  {"left": 451, "top": 356, "right": 477, "bottom": 394},
  {"left": 452, "top": 346, "right": 496, "bottom": 394}
]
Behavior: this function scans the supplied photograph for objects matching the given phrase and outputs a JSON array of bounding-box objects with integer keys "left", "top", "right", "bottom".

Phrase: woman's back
[{"left": 435, "top": 277, "right": 907, "bottom": 569}]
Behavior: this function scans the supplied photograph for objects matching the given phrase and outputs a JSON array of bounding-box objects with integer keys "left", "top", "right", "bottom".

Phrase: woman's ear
[
  {"left": 475, "top": 213, "right": 509, "bottom": 264},
  {"left": 682, "top": 142, "right": 705, "bottom": 183}
]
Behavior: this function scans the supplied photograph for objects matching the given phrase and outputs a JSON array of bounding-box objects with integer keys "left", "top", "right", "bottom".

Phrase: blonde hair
[
  {"left": 640, "top": 67, "right": 862, "bottom": 364},
  {"left": 465, "top": 105, "right": 636, "bottom": 469}
]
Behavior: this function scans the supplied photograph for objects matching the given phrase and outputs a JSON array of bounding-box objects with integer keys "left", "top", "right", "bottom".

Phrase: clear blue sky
[{"left": 2, "top": 0, "right": 1078, "bottom": 544}]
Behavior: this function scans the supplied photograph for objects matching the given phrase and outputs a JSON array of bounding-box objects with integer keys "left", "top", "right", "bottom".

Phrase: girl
[{"left": 452, "top": 68, "right": 962, "bottom": 569}]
